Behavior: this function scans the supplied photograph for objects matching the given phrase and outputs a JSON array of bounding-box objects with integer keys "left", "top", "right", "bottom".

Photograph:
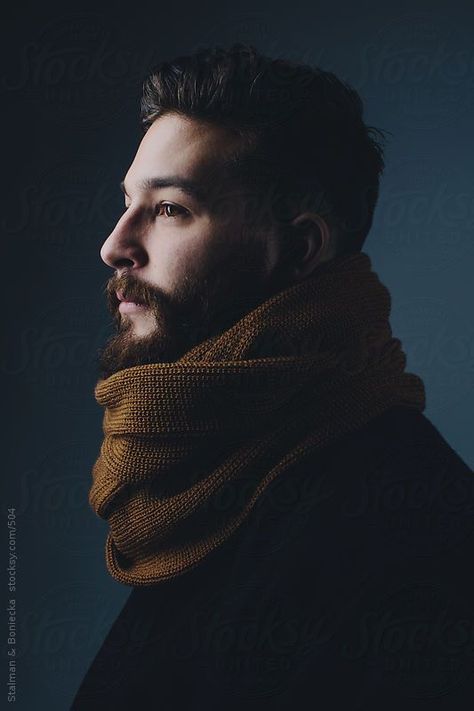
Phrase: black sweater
[{"left": 71, "top": 406, "right": 474, "bottom": 710}]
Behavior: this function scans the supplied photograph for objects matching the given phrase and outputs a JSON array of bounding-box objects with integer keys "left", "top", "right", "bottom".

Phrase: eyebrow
[{"left": 119, "top": 175, "right": 208, "bottom": 204}]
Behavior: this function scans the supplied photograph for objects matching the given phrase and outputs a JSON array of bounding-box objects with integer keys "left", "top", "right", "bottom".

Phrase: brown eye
[{"left": 155, "top": 203, "right": 188, "bottom": 218}]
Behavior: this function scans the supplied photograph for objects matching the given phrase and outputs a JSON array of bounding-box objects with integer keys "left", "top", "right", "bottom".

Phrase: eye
[{"left": 155, "top": 202, "right": 188, "bottom": 219}]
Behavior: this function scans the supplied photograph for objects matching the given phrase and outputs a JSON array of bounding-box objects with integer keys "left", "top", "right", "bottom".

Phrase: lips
[{"left": 116, "top": 290, "right": 144, "bottom": 305}]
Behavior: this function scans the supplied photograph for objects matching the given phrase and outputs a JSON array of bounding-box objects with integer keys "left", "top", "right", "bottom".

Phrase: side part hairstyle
[{"left": 140, "top": 43, "right": 387, "bottom": 253}]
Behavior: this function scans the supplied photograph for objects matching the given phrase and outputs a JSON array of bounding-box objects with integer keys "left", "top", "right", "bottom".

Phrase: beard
[{"left": 96, "top": 235, "right": 287, "bottom": 380}]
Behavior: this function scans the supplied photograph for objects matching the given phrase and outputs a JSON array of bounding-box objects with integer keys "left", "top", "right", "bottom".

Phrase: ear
[{"left": 285, "top": 211, "right": 332, "bottom": 281}]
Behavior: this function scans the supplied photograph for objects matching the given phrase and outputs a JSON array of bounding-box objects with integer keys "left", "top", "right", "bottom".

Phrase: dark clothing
[{"left": 71, "top": 406, "right": 474, "bottom": 710}]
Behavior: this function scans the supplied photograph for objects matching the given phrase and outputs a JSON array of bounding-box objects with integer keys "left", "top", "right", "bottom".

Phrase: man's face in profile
[{"left": 97, "top": 112, "right": 287, "bottom": 378}]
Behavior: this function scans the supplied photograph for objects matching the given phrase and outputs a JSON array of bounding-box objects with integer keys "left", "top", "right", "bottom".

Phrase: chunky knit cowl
[{"left": 89, "top": 251, "right": 425, "bottom": 586}]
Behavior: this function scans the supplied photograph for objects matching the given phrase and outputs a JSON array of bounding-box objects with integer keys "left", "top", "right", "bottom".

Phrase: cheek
[{"left": 147, "top": 228, "right": 228, "bottom": 289}]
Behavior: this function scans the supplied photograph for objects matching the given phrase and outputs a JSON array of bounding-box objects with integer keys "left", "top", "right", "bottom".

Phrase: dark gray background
[{"left": 2, "top": 0, "right": 473, "bottom": 708}]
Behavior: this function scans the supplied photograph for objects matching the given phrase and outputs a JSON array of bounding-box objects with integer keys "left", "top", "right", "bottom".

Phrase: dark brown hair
[{"left": 140, "top": 43, "right": 387, "bottom": 252}]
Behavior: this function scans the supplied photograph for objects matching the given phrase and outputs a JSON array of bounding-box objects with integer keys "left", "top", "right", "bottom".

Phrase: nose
[{"left": 100, "top": 210, "right": 147, "bottom": 270}]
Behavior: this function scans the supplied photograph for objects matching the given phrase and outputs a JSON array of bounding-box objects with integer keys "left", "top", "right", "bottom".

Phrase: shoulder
[
  {"left": 225, "top": 408, "right": 474, "bottom": 708},
  {"left": 229, "top": 404, "right": 474, "bottom": 630},
  {"left": 241, "top": 406, "right": 473, "bottom": 564}
]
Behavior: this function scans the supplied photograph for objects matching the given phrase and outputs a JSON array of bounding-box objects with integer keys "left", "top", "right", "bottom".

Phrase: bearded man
[{"left": 71, "top": 44, "right": 473, "bottom": 710}]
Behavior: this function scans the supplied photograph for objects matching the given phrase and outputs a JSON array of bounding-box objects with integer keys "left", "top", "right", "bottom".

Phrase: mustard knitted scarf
[{"left": 89, "top": 251, "right": 425, "bottom": 586}]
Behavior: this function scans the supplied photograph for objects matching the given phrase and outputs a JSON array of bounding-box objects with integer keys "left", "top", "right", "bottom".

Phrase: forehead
[{"left": 125, "top": 113, "right": 242, "bottom": 190}]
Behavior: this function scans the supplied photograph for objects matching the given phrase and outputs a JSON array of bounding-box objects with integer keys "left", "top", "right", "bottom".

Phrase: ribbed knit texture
[{"left": 89, "top": 251, "right": 425, "bottom": 586}]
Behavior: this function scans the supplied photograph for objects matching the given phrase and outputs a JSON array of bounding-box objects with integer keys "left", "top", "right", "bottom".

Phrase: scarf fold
[{"left": 89, "top": 251, "right": 425, "bottom": 586}]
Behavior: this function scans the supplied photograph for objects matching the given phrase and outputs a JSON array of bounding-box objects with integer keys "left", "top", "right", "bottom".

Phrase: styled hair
[{"left": 140, "top": 43, "right": 387, "bottom": 252}]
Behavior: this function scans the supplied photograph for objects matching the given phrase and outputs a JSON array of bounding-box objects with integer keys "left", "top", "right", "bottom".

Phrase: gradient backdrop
[{"left": 2, "top": 0, "right": 473, "bottom": 708}]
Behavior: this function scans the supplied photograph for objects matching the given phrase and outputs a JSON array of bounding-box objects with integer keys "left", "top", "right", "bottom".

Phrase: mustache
[{"left": 104, "top": 274, "right": 158, "bottom": 309}]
